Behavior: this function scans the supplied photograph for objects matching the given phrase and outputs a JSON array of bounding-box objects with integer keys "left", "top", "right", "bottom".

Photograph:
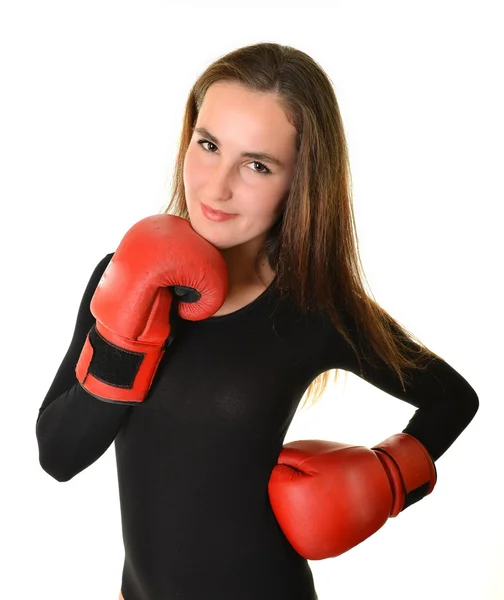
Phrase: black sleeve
[
  {"left": 35, "top": 252, "right": 133, "bottom": 482},
  {"left": 322, "top": 312, "right": 479, "bottom": 462}
]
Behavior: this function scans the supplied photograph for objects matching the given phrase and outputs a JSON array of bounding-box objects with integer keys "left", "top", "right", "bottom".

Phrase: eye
[{"left": 196, "top": 139, "right": 272, "bottom": 176}]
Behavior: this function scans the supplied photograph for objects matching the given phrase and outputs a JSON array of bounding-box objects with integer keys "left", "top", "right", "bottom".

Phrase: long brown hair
[{"left": 162, "top": 42, "right": 444, "bottom": 411}]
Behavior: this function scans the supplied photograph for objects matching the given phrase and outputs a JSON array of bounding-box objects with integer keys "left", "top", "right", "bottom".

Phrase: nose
[{"left": 205, "top": 164, "right": 235, "bottom": 200}]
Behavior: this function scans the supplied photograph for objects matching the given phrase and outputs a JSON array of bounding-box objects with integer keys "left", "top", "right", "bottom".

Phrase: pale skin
[
  {"left": 117, "top": 83, "right": 298, "bottom": 599},
  {"left": 183, "top": 80, "right": 298, "bottom": 315}
]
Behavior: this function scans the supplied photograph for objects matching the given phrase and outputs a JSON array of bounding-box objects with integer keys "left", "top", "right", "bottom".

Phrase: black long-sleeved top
[{"left": 36, "top": 253, "right": 479, "bottom": 600}]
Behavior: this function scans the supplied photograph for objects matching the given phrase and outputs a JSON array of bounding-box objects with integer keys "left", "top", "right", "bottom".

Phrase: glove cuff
[
  {"left": 372, "top": 433, "right": 437, "bottom": 517},
  {"left": 75, "top": 323, "right": 171, "bottom": 404}
]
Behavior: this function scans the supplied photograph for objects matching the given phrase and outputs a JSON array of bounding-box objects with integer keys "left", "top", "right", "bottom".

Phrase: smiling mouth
[{"left": 202, "top": 203, "right": 236, "bottom": 216}]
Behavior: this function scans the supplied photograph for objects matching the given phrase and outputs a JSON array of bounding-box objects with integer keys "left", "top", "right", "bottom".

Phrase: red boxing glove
[
  {"left": 76, "top": 214, "right": 228, "bottom": 404},
  {"left": 268, "top": 433, "right": 436, "bottom": 560}
]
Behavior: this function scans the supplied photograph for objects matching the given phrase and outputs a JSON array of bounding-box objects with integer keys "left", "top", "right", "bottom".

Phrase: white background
[{"left": 1, "top": 1, "right": 502, "bottom": 598}]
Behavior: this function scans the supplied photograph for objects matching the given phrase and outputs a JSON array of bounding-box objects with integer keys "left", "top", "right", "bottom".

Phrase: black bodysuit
[{"left": 36, "top": 253, "right": 479, "bottom": 600}]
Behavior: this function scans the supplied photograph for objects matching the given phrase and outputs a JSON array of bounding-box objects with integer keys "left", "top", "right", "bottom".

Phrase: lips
[
  {"left": 200, "top": 202, "right": 239, "bottom": 222},
  {"left": 202, "top": 203, "right": 235, "bottom": 216}
]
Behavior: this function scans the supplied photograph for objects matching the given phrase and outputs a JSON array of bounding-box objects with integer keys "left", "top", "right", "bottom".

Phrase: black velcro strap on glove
[{"left": 87, "top": 325, "right": 145, "bottom": 389}]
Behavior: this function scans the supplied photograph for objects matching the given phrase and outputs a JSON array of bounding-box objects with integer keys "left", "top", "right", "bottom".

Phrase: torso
[{"left": 121, "top": 264, "right": 278, "bottom": 600}]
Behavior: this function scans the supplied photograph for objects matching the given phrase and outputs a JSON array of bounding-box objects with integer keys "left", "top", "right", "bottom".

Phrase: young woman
[{"left": 36, "top": 43, "right": 479, "bottom": 600}]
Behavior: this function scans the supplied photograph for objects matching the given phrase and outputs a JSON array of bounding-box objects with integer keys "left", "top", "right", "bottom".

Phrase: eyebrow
[{"left": 194, "top": 127, "right": 285, "bottom": 169}]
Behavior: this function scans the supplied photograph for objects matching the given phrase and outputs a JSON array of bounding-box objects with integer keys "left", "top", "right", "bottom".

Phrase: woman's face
[{"left": 183, "top": 81, "right": 297, "bottom": 253}]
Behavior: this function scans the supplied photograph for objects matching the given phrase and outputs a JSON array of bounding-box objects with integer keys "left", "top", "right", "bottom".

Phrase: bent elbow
[
  {"left": 465, "top": 390, "right": 479, "bottom": 423},
  {"left": 38, "top": 451, "right": 77, "bottom": 483}
]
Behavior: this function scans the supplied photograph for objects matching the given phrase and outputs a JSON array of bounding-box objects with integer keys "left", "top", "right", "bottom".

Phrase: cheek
[{"left": 184, "top": 146, "right": 205, "bottom": 188}]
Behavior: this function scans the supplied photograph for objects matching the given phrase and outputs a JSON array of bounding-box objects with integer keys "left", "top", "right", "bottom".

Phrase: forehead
[{"left": 197, "top": 82, "right": 295, "bottom": 143}]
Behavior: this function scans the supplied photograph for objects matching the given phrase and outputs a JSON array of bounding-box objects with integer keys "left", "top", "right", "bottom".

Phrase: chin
[{"left": 187, "top": 218, "right": 222, "bottom": 247}]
